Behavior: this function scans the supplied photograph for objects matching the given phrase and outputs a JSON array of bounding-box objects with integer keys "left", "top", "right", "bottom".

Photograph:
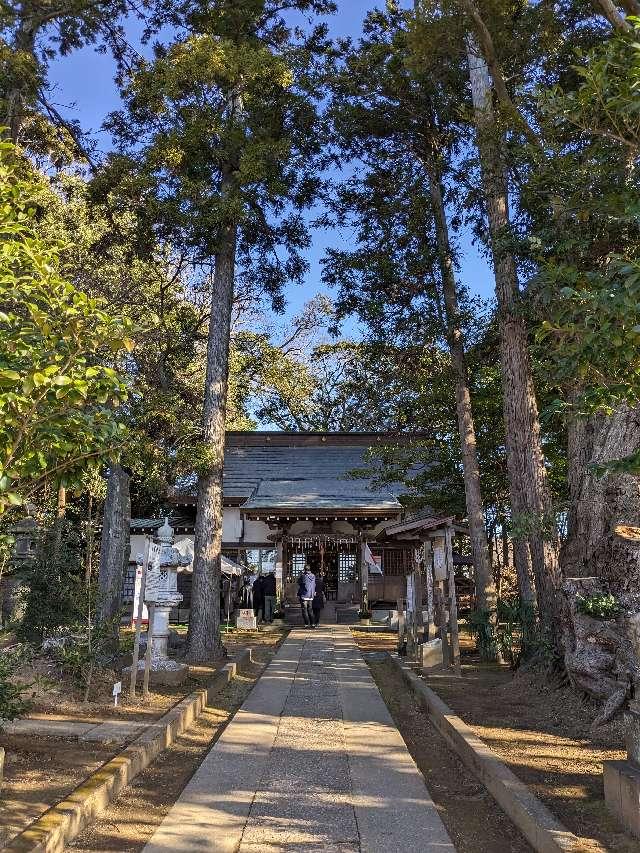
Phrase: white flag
[{"left": 364, "top": 543, "right": 382, "bottom": 575}]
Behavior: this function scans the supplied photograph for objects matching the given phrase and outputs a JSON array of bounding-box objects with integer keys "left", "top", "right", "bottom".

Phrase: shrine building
[{"left": 128, "top": 431, "right": 467, "bottom": 618}]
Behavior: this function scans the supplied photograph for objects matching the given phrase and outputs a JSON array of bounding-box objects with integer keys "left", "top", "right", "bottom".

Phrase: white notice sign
[
  {"left": 406, "top": 575, "right": 415, "bottom": 613},
  {"left": 112, "top": 681, "right": 122, "bottom": 706},
  {"left": 433, "top": 546, "right": 447, "bottom": 581},
  {"left": 237, "top": 608, "right": 257, "bottom": 630}
]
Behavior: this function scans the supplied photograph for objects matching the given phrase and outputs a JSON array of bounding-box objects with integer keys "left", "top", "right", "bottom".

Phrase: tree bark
[
  {"left": 465, "top": 37, "right": 561, "bottom": 643},
  {"left": 562, "top": 405, "right": 640, "bottom": 585},
  {"left": 594, "top": 0, "right": 633, "bottom": 30},
  {"left": 513, "top": 537, "right": 535, "bottom": 604},
  {"left": 425, "top": 165, "right": 498, "bottom": 625},
  {"left": 185, "top": 181, "right": 237, "bottom": 663},
  {"left": 97, "top": 463, "right": 130, "bottom": 629}
]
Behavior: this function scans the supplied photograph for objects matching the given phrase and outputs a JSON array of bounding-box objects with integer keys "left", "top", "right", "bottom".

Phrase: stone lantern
[{"left": 140, "top": 518, "right": 191, "bottom": 685}]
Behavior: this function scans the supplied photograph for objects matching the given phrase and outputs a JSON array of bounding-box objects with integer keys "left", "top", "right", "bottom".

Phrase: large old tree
[{"left": 108, "top": 0, "right": 334, "bottom": 661}]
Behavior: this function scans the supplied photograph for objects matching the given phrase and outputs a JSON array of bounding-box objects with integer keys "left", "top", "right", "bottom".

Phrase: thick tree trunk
[
  {"left": 562, "top": 405, "right": 640, "bottom": 585},
  {"left": 97, "top": 463, "right": 130, "bottom": 629},
  {"left": 186, "top": 206, "right": 237, "bottom": 663},
  {"left": 465, "top": 38, "right": 561, "bottom": 643},
  {"left": 426, "top": 167, "right": 498, "bottom": 624}
]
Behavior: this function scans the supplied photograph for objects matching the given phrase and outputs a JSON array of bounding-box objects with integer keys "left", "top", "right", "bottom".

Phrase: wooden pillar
[
  {"left": 396, "top": 592, "right": 405, "bottom": 653},
  {"left": 445, "top": 524, "right": 462, "bottom": 677},
  {"left": 276, "top": 538, "right": 284, "bottom": 604},
  {"left": 432, "top": 535, "right": 451, "bottom": 667},
  {"left": 414, "top": 548, "right": 424, "bottom": 643},
  {"left": 406, "top": 571, "right": 416, "bottom": 659},
  {"left": 358, "top": 533, "right": 368, "bottom": 614},
  {"left": 422, "top": 539, "right": 434, "bottom": 640}
]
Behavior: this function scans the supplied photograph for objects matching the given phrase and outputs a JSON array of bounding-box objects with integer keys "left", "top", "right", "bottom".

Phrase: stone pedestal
[
  {"left": 605, "top": 704, "right": 640, "bottom": 837},
  {"left": 419, "top": 638, "right": 443, "bottom": 671},
  {"left": 604, "top": 759, "right": 640, "bottom": 838}
]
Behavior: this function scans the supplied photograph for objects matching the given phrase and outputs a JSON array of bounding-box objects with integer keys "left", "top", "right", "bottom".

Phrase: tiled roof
[
  {"left": 174, "top": 444, "right": 407, "bottom": 507},
  {"left": 223, "top": 445, "right": 376, "bottom": 499},
  {"left": 241, "top": 477, "right": 401, "bottom": 512}
]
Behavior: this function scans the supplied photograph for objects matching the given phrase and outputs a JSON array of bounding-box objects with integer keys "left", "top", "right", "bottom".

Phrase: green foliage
[
  {"left": 0, "top": 142, "right": 131, "bottom": 512},
  {"left": 50, "top": 616, "right": 120, "bottom": 697},
  {"left": 17, "top": 521, "right": 87, "bottom": 644},
  {"left": 466, "top": 598, "right": 538, "bottom": 668},
  {"left": 528, "top": 26, "right": 640, "bottom": 429},
  {"left": 576, "top": 592, "right": 621, "bottom": 620},
  {"left": 464, "top": 609, "right": 500, "bottom": 662},
  {"left": 0, "top": 644, "right": 33, "bottom": 723}
]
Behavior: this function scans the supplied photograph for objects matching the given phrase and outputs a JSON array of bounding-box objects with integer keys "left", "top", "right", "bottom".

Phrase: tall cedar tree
[
  {"left": 410, "top": 1, "right": 563, "bottom": 645},
  {"left": 324, "top": 6, "right": 507, "bottom": 645},
  {"left": 107, "top": 0, "right": 334, "bottom": 661}
]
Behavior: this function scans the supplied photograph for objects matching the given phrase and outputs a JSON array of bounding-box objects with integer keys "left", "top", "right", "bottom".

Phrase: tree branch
[
  {"left": 594, "top": 0, "right": 633, "bottom": 30},
  {"left": 459, "top": 0, "right": 543, "bottom": 150}
]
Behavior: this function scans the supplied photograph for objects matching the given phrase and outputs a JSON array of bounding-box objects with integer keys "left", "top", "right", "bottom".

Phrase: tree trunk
[
  {"left": 6, "top": 17, "right": 37, "bottom": 143},
  {"left": 185, "top": 194, "right": 237, "bottom": 663},
  {"left": 562, "top": 405, "right": 640, "bottom": 585},
  {"left": 465, "top": 37, "right": 561, "bottom": 644},
  {"left": 97, "top": 463, "right": 130, "bottom": 630},
  {"left": 426, "top": 165, "right": 498, "bottom": 624},
  {"left": 513, "top": 537, "right": 535, "bottom": 604},
  {"left": 594, "top": 0, "right": 632, "bottom": 30}
]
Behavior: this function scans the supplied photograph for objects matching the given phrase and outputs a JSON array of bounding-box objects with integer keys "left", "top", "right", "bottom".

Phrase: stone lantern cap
[{"left": 156, "top": 518, "right": 191, "bottom": 569}]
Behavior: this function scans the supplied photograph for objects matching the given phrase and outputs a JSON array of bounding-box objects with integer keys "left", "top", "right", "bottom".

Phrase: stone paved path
[
  {"left": 143, "top": 626, "right": 455, "bottom": 853},
  {"left": 2, "top": 717, "right": 146, "bottom": 744}
]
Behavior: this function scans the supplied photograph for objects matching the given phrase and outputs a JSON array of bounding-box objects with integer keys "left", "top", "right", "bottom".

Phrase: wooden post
[
  {"left": 359, "top": 534, "right": 368, "bottom": 614},
  {"left": 423, "top": 539, "right": 434, "bottom": 640},
  {"left": 396, "top": 593, "right": 405, "bottom": 653},
  {"left": 432, "top": 536, "right": 451, "bottom": 667},
  {"left": 143, "top": 603, "right": 154, "bottom": 698},
  {"left": 445, "top": 524, "right": 462, "bottom": 677},
  {"left": 414, "top": 549, "right": 424, "bottom": 644},
  {"left": 406, "top": 571, "right": 416, "bottom": 659},
  {"left": 129, "top": 537, "right": 150, "bottom": 699}
]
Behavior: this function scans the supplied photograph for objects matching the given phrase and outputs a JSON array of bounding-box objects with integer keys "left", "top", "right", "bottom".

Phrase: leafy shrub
[
  {"left": 0, "top": 645, "right": 33, "bottom": 723},
  {"left": 49, "top": 618, "right": 119, "bottom": 702},
  {"left": 577, "top": 593, "right": 620, "bottom": 620},
  {"left": 17, "top": 522, "right": 86, "bottom": 644}
]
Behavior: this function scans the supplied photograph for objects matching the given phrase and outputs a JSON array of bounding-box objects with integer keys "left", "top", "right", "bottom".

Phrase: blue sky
[{"left": 46, "top": 0, "right": 494, "bottom": 328}]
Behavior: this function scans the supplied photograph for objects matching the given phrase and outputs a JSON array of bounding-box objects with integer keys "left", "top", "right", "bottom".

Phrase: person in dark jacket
[
  {"left": 297, "top": 564, "right": 316, "bottom": 628},
  {"left": 312, "top": 572, "right": 325, "bottom": 626},
  {"left": 252, "top": 574, "right": 265, "bottom": 623},
  {"left": 262, "top": 571, "right": 277, "bottom": 624}
]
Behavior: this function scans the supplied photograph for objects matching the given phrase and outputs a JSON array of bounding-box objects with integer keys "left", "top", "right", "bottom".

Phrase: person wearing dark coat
[
  {"left": 262, "top": 571, "right": 277, "bottom": 623},
  {"left": 297, "top": 565, "right": 316, "bottom": 628},
  {"left": 252, "top": 574, "right": 265, "bottom": 623},
  {"left": 312, "top": 573, "right": 325, "bottom": 626}
]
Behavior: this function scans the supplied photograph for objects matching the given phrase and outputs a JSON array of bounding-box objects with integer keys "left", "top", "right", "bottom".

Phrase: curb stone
[
  {"left": 2, "top": 649, "right": 253, "bottom": 853},
  {"left": 389, "top": 653, "right": 607, "bottom": 853}
]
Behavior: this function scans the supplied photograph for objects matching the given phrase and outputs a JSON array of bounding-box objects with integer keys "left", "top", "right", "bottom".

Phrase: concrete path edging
[
  {"left": 2, "top": 649, "right": 253, "bottom": 853},
  {"left": 390, "top": 653, "right": 604, "bottom": 853}
]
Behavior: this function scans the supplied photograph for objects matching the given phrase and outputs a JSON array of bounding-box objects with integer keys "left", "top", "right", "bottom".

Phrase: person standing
[
  {"left": 297, "top": 564, "right": 316, "bottom": 629},
  {"left": 252, "top": 573, "right": 265, "bottom": 623},
  {"left": 262, "top": 570, "right": 277, "bottom": 624},
  {"left": 241, "top": 573, "right": 253, "bottom": 609},
  {"left": 312, "top": 572, "right": 325, "bottom": 627}
]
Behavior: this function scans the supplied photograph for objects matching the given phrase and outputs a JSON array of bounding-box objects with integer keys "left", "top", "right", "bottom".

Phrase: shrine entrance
[{"left": 282, "top": 533, "right": 360, "bottom": 606}]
